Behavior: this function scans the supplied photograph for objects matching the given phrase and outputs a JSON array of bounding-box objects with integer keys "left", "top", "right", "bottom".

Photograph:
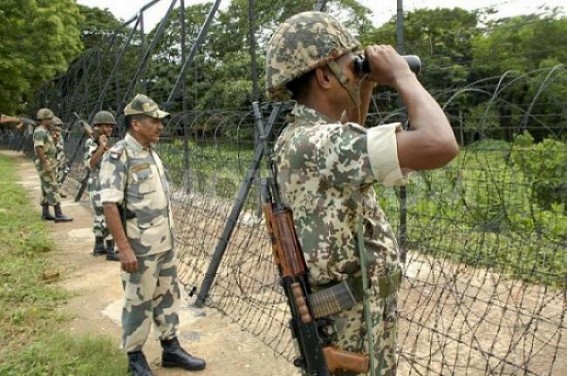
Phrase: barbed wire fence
[{"left": 1, "top": 0, "right": 565, "bottom": 375}]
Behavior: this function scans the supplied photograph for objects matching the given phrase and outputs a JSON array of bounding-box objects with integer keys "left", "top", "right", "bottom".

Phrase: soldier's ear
[
  {"left": 130, "top": 118, "right": 141, "bottom": 131},
  {"left": 314, "top": 67, "right": 333, "bottom": 90}
]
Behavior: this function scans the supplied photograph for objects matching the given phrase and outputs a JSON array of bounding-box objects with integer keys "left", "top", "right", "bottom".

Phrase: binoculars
[{"left": 353, "top": 54, "right": 422, "bottom": 76}]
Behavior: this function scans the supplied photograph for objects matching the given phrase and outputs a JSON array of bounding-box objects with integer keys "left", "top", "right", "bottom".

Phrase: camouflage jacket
[
  {"left": 99, "top": 133, "right": 174, "bottom": 256},
  {"left": 273, "top": 103, "right": 406, "bottom": 286},
  {"left": 33, "top": 126, "right": 57, "bottom": 168},
  {"left": 54, "top": 138, "right": 66, "bottom": 171}
]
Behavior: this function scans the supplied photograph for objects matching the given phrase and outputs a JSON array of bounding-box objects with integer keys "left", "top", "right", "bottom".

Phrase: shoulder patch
[{"left": 109, "top": 142, "right": 125, "bottom": 159}]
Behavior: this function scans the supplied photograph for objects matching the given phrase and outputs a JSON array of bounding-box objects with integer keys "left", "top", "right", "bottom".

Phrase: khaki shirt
[
  {"left": 274, "top": 103, "right": 405, "bottom": 286},
  {"left": 99, "top": 133, "right": 174, "bottom": 256}
]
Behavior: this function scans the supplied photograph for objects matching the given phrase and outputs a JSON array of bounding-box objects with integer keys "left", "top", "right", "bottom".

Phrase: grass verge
[{"left": 0, "top": 154, "right": 127, "bottom": 375}]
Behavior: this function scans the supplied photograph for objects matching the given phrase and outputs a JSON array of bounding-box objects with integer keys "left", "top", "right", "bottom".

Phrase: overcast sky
[{"left": 76, "top": 0, "right": 565, "bottom": 29}]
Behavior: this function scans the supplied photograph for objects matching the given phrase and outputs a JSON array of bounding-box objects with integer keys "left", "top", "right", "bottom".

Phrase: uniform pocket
[
  {"left": 382, "top": 294, "right": 398, "bottom": 331},
  {"left": 137, "top": 215, "right": 165, "bottom": 229},
  {"left": 128, "top": 168, "right": 156, "bottom": 198}
]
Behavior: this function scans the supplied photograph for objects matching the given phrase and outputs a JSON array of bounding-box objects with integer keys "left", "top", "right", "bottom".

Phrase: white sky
[{"left": 76, "top": 0, "right": 565, "bottom": 29}]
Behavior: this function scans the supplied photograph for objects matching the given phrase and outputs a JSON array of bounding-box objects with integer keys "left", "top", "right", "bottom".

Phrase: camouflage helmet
[
  {"left": 265, "top": 11, "right": 361, "bottom": 101},
  {"left": 52, "top": 116, "right": 63, "bottom": 126},
  {"left": 36, "top": 108, "right": 54, "bottom": 120},
  {"left": 124, "top": 94, "right": 169, "bottom": 119},
  {"left": 92, "top": 110, "right": 117, "bottom": 125}
]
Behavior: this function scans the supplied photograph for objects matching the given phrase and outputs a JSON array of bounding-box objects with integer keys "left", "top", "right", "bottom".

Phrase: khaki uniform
[
  {"left": 33, "top": 125, "right": 60, "bottom": 205},
  {"left": 274, "top": 104, "right": 406, "bottom": 376},
  {"left": 99, "top": 133, "right": 179, "bottom": 352}
]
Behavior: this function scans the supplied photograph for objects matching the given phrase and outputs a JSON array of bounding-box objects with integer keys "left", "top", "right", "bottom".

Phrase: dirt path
[{"left": 6, "top": 150, "right": 298, "bottom": 376}]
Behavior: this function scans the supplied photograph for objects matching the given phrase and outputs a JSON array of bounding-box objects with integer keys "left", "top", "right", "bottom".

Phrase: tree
[
  {"left": 77, "top": 4, "right": 122, "bottom": 50},
  {"left": 200, "top": 0, "right": 373, "bottom": 109},
  {"left": 362, "top": 7, "right": 481, "bottom": 91},
  {"left": 471, "top": 13, "right": 567, "bottom": 140},
  {"left": 0, "top": 0, "right": 83, "bottom": 114}
]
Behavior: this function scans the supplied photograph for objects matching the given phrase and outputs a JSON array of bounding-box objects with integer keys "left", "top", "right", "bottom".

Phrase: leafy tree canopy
[
  {"left": 77, "top": 4, "right": 122, "bottom": 50},
  {"left": 0, "top": 0, "right": 83, "bottom": 114}
]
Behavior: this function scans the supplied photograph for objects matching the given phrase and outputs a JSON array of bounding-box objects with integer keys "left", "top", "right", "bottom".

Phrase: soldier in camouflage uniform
[
  {"left": 33, "top": 108, "right": 73, "bottom": 223},
  {"left": 99, "top": 94, "right": 206, "bottom": 376},
  {"left": 84, "top": 110, "right": 119, "bottom": 261},
  {"left": 51, "top": 116, "right": 68, "bottom": 198},
  {"left": 266, "top": 12, "right": 459, "bottom": 376}
]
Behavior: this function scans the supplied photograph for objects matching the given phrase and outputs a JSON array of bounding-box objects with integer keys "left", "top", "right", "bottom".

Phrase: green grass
[{"left": 0, "top": 154, "right": 128, "bottom": 375}]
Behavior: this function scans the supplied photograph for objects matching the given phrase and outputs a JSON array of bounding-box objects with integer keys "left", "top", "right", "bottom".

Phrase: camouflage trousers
[
  {"left": 121, "top": 249, "right": 181, "bottom": 353},
  {"left": 34, "top": 161, "right": 61, "bottom": 206},
  {"left": 329, "top": 285, "right": 399, "bottom": 376},
  {"left": 88, "top": 177, "right": 108, "bottom": 238}
]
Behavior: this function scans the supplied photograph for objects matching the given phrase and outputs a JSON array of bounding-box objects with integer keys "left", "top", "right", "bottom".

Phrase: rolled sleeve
[
  {"left": 367, "top": 123, "right": 407, "bottom": 187},
  {"left": 100, "top": 187, "right": 124, "bottom": 204},
  {"left": 99, "top": 151, "right": 126, "bottom": 205}
]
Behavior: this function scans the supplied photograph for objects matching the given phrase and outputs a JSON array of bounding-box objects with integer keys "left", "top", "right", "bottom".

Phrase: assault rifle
[
  {"left": 254, "top": 102, "right": 369, "bottom": 376},
  {"left": 0, "top": 114, "right": 37, "bottom": 127}
]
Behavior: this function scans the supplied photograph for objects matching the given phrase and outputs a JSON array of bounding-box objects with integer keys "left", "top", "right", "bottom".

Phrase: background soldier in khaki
[
  {"left": 266, "top": 12, "right": 459, "bottom": 376},
  {"left": 33, "top": 108, "right": 72, "bottom": 222},
  {"left": 51, "top": 116, "right": 68, "bottom": 198},
  {"left": 100, "top": 94, "right": 205, "bottom": 376},
  {"left": 84, "top": 110, "right": 119, "bottom": 261}
]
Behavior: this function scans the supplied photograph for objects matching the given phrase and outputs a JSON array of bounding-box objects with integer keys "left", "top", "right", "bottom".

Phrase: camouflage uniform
[
  {"left": 52, "top": 117, "right": 67, "bottom": 186},
  {"left": 33, "top": 124, "right": 60, "bottom": 206},
  {"left": 99, "top": 98, "right": 179, "bottom": 353},
  {"left": 54, "top": 137, "right": 66, "bottom": 183},
  {"left": 267, "top": 12, "right": 406, "bottom": 376},
  {"left": 84, "top": 136, "right": 108, "bottom": 238}
]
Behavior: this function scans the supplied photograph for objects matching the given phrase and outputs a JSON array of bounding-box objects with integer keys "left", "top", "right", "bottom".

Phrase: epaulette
[
  {"left": 109, "top": 141, "right": 125, "bottom": 159},
  {"left": 346, "top": 122, "right": 368, "bottom": 134}
]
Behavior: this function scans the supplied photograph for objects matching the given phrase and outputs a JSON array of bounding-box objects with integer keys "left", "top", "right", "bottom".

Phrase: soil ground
[{"left": 5, "top": 150, "right": 298, "bottom": 376}]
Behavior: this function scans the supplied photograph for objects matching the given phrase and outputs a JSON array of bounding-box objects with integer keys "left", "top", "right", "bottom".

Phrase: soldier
[
  {"left": 51, "top": 116, "right": 68, "bottom": 198},
  {"left": 100, "top": 94, "right": 206, "bottom": 376},
  {"left": 266, "top": 12, "right": 459, "bottom": 376},
  {"left": 33, "top": 108, "right": 73, "bottom": 223},
  {"left": 84, "top": 110, "right": 119, "bottom": 261}
]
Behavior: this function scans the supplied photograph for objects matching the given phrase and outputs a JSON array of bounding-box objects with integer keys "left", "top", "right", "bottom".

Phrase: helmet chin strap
[{"left": 328, "top": 60, "right": 361, "bottom": 107}]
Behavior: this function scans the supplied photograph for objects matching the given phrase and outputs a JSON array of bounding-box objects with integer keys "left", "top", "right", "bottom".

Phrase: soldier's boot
[
  {"left": 127, "top": 351, "right": 154, "bottom": 376},
  {"left": 92, "top": 236, "right": 106, "bottom": 256},
  {"left": 105, "top": 239, "right": 120, "bottom": 262},
  {"left": 41, "top": 204, "right": 55, "bottom": 221},
  {"left": 53, "top": 203, "right": 73, "bottom": 223},
  {"left": 161, "top": 337, "right": 206, "bottom": 371}
]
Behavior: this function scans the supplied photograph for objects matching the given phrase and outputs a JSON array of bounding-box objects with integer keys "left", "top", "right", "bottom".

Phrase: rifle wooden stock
[
  {"left": 1, "top": 114, "right": 36, "bottom": 126},
  {"left": 0, "top": 114, "right": 21, "bottom": 124},
  {"left": 263, "top": 204, "right": 306, "bottom": 277},
  {"left": 323, "top": 346, "right": 370, "bottom": 374},
  {"left": 263, "top": 199, "right": 370, "bottom": 375}
]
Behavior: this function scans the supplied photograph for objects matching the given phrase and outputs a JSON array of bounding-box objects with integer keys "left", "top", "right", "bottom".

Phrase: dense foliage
[{"left": 0, "top": 0, "right": 83, "bottom": 114}]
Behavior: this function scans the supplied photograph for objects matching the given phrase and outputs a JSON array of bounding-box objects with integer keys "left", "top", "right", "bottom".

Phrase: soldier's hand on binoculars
[{"left": 365, "top": 45, "right": 413, "bottom": 88}]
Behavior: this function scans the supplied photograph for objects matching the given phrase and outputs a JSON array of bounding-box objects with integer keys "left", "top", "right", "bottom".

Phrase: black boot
[
  {"left": 53, "top": 203, "right": 73, "bottom": 223},
  {"left": 127, "top": 351, "right": 154, "bottom": 376},
  {"left": 161, "top": 337, "right": 206, "bottom": 371},
  {"left": 41, "top": 204, "right": 55, "bottom": 221},
  {"left": 93, "top": 236, "right": 106, "bottom": 256},
  {"left": 105, "top": 239, "right": 120, "bottom": 261}
]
